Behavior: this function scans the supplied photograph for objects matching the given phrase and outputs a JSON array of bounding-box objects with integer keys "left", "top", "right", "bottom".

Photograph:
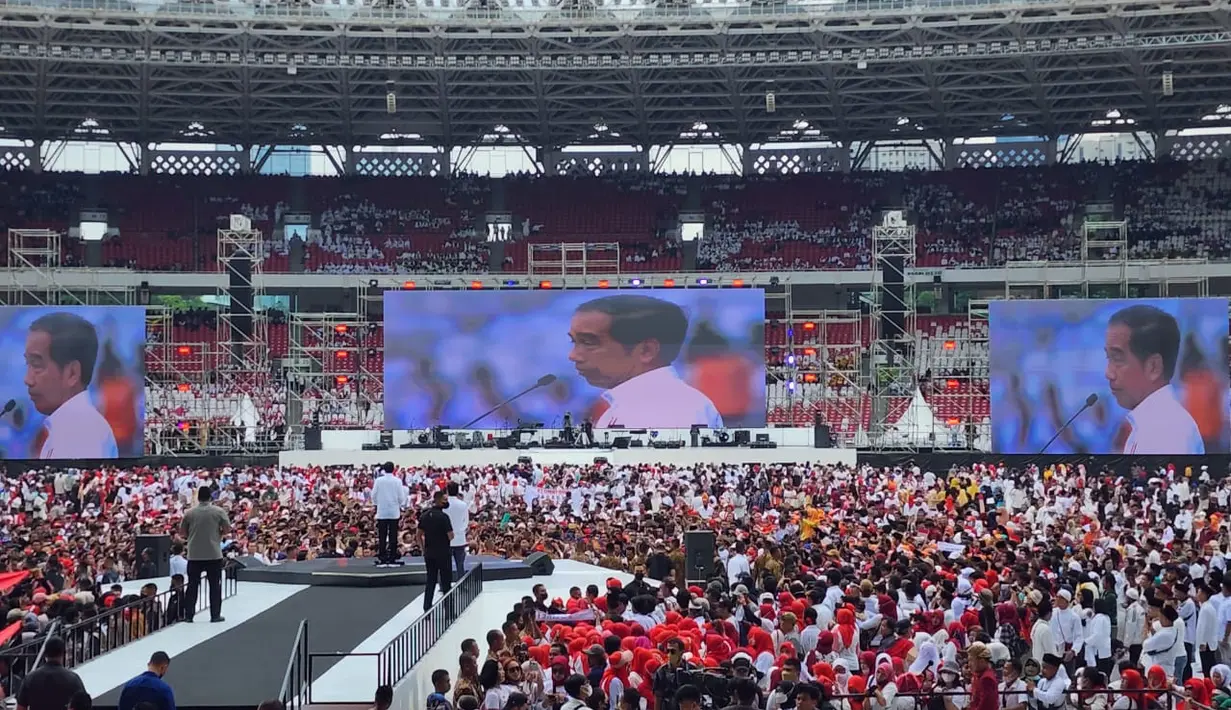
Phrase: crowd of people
[
  {"left": 4, "top": 455, "right": 1231, "bottom": 710},
  {"left": 403, "top": 458, "right": 1231, "bottom": 710}
]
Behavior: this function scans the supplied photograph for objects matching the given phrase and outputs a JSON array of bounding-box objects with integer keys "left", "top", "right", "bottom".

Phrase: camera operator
[
  {"left": 720, "top": 677, "right": 761, "bottom": 710},
  {"left": 654, "top": 638, "right": 695, "bottom": 710}
]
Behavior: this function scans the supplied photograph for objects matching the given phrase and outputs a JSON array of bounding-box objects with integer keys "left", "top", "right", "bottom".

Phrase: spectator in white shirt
[
  {"left": 726, "top": 541, "right": 751, "bottom": 587},
  {"left": 1080, "top": 589, "right": 1113, "bottom": 675},
  {"left": 1104, "top": 305, "right": 1204, "bottom": 455},
  {"left": 445, "top": 482, "right": 471, "bottom": 577},
  {"left": 1142, "top": 605, "right": 1184, "bottom": 673},
  {"left": 1195, "top": 580, "right": 1221, "bottom": 678},
  {"left": 1051, "top": 590, "right": 1084, "bottom": 666},
  {"left": 567, "top": 295, "right": 723, "bottom": 429},
  {"left": 1032, "top": 602, "right": 1061, "bottom": 665}
]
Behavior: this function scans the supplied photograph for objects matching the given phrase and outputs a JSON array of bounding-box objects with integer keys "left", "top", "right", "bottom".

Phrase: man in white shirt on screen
[
  {"left": 1104, "top": 304, "right": 1204, "bottom": 455},
  {"left": 568, "top": 294, "right": 723, "bottom": 430},
  {"left": 24, "top": 312, "right": 119, "bottom": 459}
]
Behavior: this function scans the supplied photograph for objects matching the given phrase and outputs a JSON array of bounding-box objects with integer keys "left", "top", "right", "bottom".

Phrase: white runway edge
[{"left": 77, "top": 582, "right": 309, "bottom": 698}]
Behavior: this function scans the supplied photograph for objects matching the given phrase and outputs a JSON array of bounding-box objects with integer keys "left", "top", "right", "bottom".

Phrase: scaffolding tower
[
  {"left": 527, "top": 243, "right": 621, "bottom": 277},
  {"left": 5, "top": 229, "right": 134, "bottom": 306},
  {"left": 286, "top": 285, "right": 381, "bottom": 448},
  {"left": 867, "top": 212, "right": 917, "bottom": 451},
  {"left": 1081, "top": 219, "right": 1129, "bottom": 298}
]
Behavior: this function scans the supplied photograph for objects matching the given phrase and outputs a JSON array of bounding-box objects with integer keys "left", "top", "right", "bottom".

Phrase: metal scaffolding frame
[
  {"left": 286, "top": 286, "right": 381, "bottom": 447},
  {"left": 868, "top": 214, "right": 917, "bottom": 451},
  {"left": 5, "top": 229, "right": 134, "bottom": 306},
  {"left": 814, "top": 310, "right": 865, "bottom": 447},
  {"left": 527, "top": 243, "right": 621, "bottom": 277}
]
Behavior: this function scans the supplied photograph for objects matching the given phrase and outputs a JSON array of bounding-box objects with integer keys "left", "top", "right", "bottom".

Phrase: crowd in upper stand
[{"left": 1, "top": 160, "right": 1230, "bottom": 274}]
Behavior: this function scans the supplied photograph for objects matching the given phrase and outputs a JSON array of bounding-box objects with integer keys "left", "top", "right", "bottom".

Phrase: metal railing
[
  {"left": 279, "top": 620, "right": 311, "bottom": 710},
  {"left": 2, "top": 566, "right": 239, "bottom": 693},
  {"left": 378, "top": 564, "right": 484, "bottom": 688},
  {"left": 826, "top": 685, "right": 1181, "bottom": 710}
]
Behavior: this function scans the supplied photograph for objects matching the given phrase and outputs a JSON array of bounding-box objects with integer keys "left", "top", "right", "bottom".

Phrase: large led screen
[
  {"left": 989, "top": 298, "right": 1229, "bottom": 455},
  {"left": 0, "top": 306, "right": 146, "bottom": 459},
  {"left": 384, "top": 290, "right": 766, "bottom": 429}
]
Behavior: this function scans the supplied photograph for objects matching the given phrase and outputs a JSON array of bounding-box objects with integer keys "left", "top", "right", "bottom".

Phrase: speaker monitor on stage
[
  {"left": 135, "top": 534, "right": 172, "bottom": 579},
  {"left": 683, "top": 530, "right": 716, "bottom": 584},
  {"left": 814, "top": 413, "right": 834, "bottom": 448},
  {"left": 524, "top": 551, "right": 554, "bottom": 576}
]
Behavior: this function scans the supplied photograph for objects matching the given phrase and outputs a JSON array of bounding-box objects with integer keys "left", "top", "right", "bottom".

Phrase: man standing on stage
[
  {"left": 373, "top": 462, "right": 408, "bottom": 568},
  {"left": 181, "top": 485, "right": 230, "bottom": 623},
  {"left": 445, "top": 482, "right": 470, "bottom": 577},
  {"left": 419, "top": 488, "right": 454, "bottom": 611}
]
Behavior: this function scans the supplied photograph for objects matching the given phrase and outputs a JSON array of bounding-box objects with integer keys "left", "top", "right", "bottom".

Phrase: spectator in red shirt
[{"left": 967, "top": 643, "right": 999, "bottom": 710}]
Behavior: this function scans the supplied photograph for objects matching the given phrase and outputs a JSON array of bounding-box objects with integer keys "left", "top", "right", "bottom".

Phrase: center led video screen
[
  {"left": 383, "top": 289, "right": 766, "bottom": 430},
  {"left": 989, "top": 297, "right": 1230, "bottom": 455}
]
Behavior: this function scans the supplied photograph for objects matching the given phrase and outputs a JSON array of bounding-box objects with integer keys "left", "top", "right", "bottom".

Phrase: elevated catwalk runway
[{"left": 235, "top": 553, "right": 534, "bottom": 587}]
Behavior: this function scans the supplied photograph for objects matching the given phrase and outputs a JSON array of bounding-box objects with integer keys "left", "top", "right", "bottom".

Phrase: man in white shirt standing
[
  {"left": 1104, "top": 304, "right": 1204, "bottom": 454},
  {"left": 1195, "top": 580, "right": 1220, "bottom": 678},
  {"left": 567, "top": 295, "right": 724, "bottom": 429},
  {"left": 726, "top": 541, "right": 751, "bottom": 587},
  {"left": 444, "top": 482, "right": 470, "bottom": 577},
  {"left": 372, "top": 462, "right": 408, "bottom": 568},
  {"left": 24, "top": 312, "right": 119, "bottom": 459}
]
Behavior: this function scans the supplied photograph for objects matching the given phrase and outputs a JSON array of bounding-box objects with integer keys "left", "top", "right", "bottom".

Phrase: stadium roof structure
[{"left": 0, "top": 0, "right": 1228, "bottom": 150}]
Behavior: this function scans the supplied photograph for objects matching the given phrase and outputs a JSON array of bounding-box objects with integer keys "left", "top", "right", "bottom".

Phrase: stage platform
[{"left": 235, "top": 554, "right": 535, "bottom": 587}]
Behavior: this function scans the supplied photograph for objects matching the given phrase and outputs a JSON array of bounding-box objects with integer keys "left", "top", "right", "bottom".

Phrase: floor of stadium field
[{"left": 91, "top": 584, "right": 424, "bottom": 710}]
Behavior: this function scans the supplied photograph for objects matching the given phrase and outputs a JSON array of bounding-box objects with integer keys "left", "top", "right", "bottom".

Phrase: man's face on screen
[
  {"left": 24, "top": 330, "right": 77, "bottom": 415},
  {"left": 568, "top": 311, "right": 654, "bottom": 389},
  {"left": 1105, "top": 323, "right": 1157, "bottom": 409}
]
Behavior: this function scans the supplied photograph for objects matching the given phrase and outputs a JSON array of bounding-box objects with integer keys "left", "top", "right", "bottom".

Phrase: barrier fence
[
  {"left": 279, "top": 563, "right": 485, "bottom": 709},
  {"left": 2, "top": 565, "right": 239, "bottom": 694}
]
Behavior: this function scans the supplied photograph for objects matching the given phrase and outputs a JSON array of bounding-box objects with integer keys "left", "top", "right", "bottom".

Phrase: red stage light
[
  {"left": 335, "top": 324, "right": 348, "bottom": 334},
  {"left": 470, "top": 281, "right": 482, "bottom": 289},
  {"left": 946, "top": 417, "right": 961, "bottom": 426},
  {"left": 732, "top": 279, "right": 744, "bottom": 287},
  {"left": 176, "top": 346, "right": 191, "bottom": 355},
  {"left": 335, "top": 375, "right": 349, "bottom": 384},
  {"left": 803, "top": 373, "right": 818, "bottom": 383},
  {"left": 597, "top": 280, "right": 610, "bottom": 288},
  {"left": 663, "top": 279, "right": 675, "bottom": 287},
  {"left": 803, "top": 322, "right": 816, "bottom": 331},
  {"left": 946, "top": 379, "right": 959, "bottom": 389},
  {"left": 539, "top": 281, "right": 552, "bottom": 289},
  {"left": 402, "top": 281, "right": 416, "bottom": 289},
  {"left": 336, "top": 350, "right": 349, "bottom": 359},
  {"left": 176, "top": 383, "right": 191, "bottom": 392},
  {"left": 943, "top": 340, "right": 956, "bottom": 350}
]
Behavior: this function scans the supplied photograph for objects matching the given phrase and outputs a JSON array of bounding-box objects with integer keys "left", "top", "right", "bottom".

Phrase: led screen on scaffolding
[
  {"left": 989, "top": 298, "right": 1229, "bottom": 455},
  {"left": 383, "top": 289, "right": 766, "bottom": 429},
  {"left": 0, "top": 306, "right": 146, "bottom": 459}
]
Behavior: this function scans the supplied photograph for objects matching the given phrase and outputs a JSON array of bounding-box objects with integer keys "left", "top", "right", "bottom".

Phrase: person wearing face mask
[
  {"left": 652, "top": 638, "right": 694, "bottom": 710},
  {"left": 1080, "top": 589, "right": 1114, "bottom": 676}
]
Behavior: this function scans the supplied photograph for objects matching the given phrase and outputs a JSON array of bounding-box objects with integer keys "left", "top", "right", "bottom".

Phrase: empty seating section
[{"left": 5, "top": 161, "right": 1230, "bottom": 432}]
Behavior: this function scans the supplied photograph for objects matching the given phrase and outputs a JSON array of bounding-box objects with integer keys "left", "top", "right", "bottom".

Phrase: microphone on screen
[
  {"left": 460, "top": 374, "right": 559, "bottom": 429},
  {"left": 0, "top": 400, "right": 16, "bottom": 418},
  {"left": 1038, "top": 392, "right": 1099, "bottom": 454}
]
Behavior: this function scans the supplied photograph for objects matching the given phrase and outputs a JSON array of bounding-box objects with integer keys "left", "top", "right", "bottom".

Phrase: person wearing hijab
[
  {"left": 601, "top": 651, "right": 632, "bottom": 710},
  {"left": 909, "top": 641, "right": 941, "bottom": 679},
  {"left": 835, "top": 608, "right": 860, "bottom": 667},
  {"left": 1076, "top": 667, "right": 1110, "bottom": 710}
]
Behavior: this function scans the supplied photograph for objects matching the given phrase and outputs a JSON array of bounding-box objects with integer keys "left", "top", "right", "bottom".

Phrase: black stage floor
[
  {"left": 235, "top": 554, "right": 534, "bottom": 587},
  {"left": 96, "top": 585, "right": 422, "bottom": 710}
]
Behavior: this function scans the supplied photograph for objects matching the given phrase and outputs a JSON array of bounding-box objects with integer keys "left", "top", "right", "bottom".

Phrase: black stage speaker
[
  {"left": 135, "top": 534, "right": 172, "bottom": 579},
  {"left": 814, "top": 413, "right": 834, "bottom": 448},
  {"left": 304, "top": 426, "right": 322, "bottom": 450},
  {"left": 683, "top": 530, "right": 716, "bottom": 584},
  {"left": 524, "top": 551, "right": 554, "bottom": 576},
  {"left": 226, "top": 255, "right": 254, "bottom": 339},
  {"left": 880, "top": 255, "right": 906, "bottom": 339}
]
